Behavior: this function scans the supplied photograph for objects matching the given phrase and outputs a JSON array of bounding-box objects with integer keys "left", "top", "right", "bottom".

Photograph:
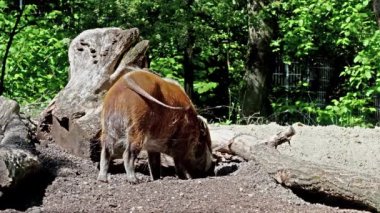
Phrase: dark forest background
[{"left": 1, "top": 0, "right": 380, "bottom": 127}]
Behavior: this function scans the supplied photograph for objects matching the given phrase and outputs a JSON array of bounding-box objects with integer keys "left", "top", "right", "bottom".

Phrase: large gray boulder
[
  {"left": 0, "top": 96, "right": 40, "bottom": 192},
  {"left": 37, "top": 27, "right": 149, "bottom": 158}
]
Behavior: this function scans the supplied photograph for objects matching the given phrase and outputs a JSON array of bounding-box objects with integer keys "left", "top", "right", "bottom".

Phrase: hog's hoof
[
  {"left": 97, "top": 174, "right": 109, "bottom": 183},
  {"left": 126, "top": 175, "right": 140, "bottom": 184}
]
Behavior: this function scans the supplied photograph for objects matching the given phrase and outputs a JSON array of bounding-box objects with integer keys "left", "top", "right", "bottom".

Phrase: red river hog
[{"left": 97, "top": 69, "right": 215, "bottom": 183}]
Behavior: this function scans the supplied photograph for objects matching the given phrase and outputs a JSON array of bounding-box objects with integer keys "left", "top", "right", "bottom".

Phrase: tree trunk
[
  {"left": 37, "top": 28, "right": 147, "bottom": 159},
  {"left": 211, "top": 126, "right": 380, "bottom": 212},
  {"left": 183, "top": 0, "right": 195, "bottom": 99},
  {"left": 373, "top": 0, "right": 380, "bottom": 27},
  {"left": 240, "top": 0, "right": 275, "bottom": 118},
  {"left": 205, "top": 58, "right": 230, "bottom": 120},
  {"left": 184, "top": 39, "right": 194, "bottom": 99}
]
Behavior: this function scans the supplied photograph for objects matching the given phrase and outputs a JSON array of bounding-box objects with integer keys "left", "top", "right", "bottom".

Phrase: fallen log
[
  {"left": 211, "top": 126, "right": 380, "bottom": 212},
  {"left": 0, "top": 96, "right": 41, "bottom": 201}
]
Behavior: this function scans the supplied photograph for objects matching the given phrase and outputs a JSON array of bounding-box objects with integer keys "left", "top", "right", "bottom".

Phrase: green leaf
[
  {"left": 364, "top": 71, "right": 372, "bottom": 79},
  {"left": 194, "top": 82, "right": 218, "bottom": 94}
]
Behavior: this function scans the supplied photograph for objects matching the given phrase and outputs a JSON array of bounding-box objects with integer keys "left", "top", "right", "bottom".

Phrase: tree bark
[
  {"left": 0, "top": 96, "right": 41, "bottom": 195},
  {"left": 37, "top": 28, "right": 147, "bottom": 158},
  {"left": 210, "top": 126, "right": 380, "bottom": 212},
  {"left": 184, "top": 39, "right": 194, "bottom": 99},
  {"left": 373, "top": 0, "right": 380, "bottom": 27},
  {"left": 183, "top": 0, "right": 195, "bottom": 99},
  {"left": 241, "top": 0, "right": 275, "bottom": 117}
]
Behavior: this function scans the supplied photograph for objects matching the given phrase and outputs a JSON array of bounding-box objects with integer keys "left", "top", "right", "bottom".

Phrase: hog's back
[{"left": 101, "top": 70, "right": 197, "bottom": 156}]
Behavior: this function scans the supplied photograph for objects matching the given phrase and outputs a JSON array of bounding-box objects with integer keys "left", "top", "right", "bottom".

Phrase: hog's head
[{"left": 187, "top": 115, "right": 215, "bottom": 178}]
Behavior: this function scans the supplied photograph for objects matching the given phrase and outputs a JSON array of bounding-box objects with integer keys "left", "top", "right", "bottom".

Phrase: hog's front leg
[
  {"left": 174, "top": 158, "right": 189, "bottom": 180},
  {"left": 148, "top": 151, "right": 161, "bottom": 180}
]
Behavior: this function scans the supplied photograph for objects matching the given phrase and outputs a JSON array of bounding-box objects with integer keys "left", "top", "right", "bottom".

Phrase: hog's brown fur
[{"left": 97, "top": 69, "right": 214, "bottom": 183}]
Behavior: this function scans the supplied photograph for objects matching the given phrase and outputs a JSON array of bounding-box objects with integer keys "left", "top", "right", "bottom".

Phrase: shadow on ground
[{"left": 0, "top": 151, "right": 74, "bottom": 211}]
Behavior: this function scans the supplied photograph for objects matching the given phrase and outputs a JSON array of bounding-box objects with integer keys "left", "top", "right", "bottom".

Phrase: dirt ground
[{"left": 1, "top": 123, "right": 379, "bottom": 213}]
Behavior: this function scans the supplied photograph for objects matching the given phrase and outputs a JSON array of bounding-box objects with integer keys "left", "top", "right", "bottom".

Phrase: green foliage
[
  {"left": 2, "top": 0, "right": 378, "bottom": 127},
  {"left": 271, "top": 99, "right": 318, "bottom": 124},
  {"left": 270, "top": 0, "right": 374, "bottom": 59},
  {"left": 268, "top": 0, "right": 380, "bottom": 127},
  {"left": 120, "top": 0, "right": 247, "bottom": 112},
  {"left": 1, "top": 1, "right": 69, "bottom": 104},
  {"left": 194, "top": 81, "right": 218, "bottom": 94},
  {"left": 0, "top": 0, "right": 248, "bottom": 123},
  {"left": 150, "top": 47, "right": 184, "bottom": 83},
  {"left": 270, "top": 79, "right": 320, "bottom": 125},
  {"left": 327, "top": 29, "right": 380, "bottom": 127},
  {"left": 318, "top": 94, "right": 376, "bottom": 127}
]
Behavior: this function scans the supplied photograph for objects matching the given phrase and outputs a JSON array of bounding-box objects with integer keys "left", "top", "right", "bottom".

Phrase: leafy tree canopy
[
  {"left": 1, "top": 0, "right": 379, "bottom": 126},
  {"left": 267, "top": 0, "right": 380, "bottom": 127}
]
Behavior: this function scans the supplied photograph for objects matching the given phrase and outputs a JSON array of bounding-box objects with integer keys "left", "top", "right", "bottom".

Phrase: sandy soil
[
  {"left": 212, "top": 123, "right": 380, "bottom": 177},
  {"left": 1, "top": 123, "right": 379, "bottom": 213}
]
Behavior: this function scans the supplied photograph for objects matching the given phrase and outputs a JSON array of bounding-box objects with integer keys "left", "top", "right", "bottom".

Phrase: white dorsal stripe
[{"left": 124, "top": 73, "right": 185, "bottom": 110}]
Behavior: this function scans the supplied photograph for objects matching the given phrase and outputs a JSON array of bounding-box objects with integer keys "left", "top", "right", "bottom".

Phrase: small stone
[
  {"left": 27, "top": 207, "right": 42, "bottom": 213},
  {"left": 109, "top": 203, "right": 117, "bottom": 208}
]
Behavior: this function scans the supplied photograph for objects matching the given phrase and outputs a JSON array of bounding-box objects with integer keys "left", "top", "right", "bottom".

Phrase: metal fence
[
  {"left": 272, "top": 57, "right": 380, "bottom": 122},
  {"left": 273, "top": 57, "right": 332, "bottom": 106}
]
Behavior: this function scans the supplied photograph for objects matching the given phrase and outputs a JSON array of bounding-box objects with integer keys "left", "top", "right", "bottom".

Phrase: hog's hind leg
[
  {"left": 148, "top": 151, "right": 161, "bottom": 180},
  {"left": 97, "top": 135, "right": 113, "bottom": 182},
  {"left": 123, "top": 139, "right": 141, "bottom": 184}
]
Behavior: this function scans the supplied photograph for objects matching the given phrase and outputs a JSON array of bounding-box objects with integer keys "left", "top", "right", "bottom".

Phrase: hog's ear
[{"left": 197, "top": 115, "right": 209, "bottom": 136}]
